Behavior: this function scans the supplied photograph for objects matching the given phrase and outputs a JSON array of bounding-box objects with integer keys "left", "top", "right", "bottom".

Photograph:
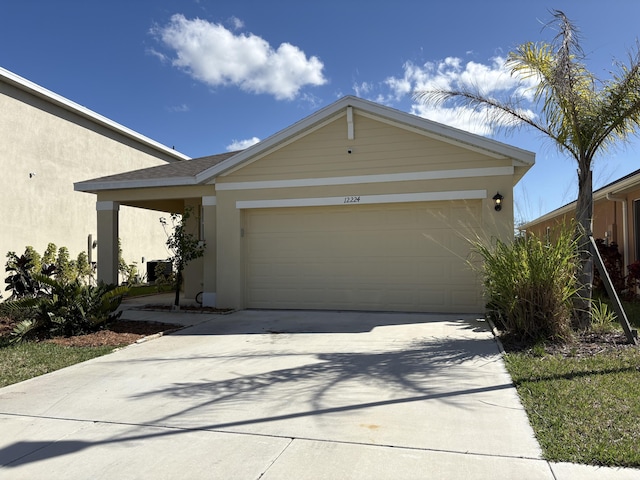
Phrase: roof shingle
[{"left": 75, "top": 151, "right": 239, "bottom": 190}]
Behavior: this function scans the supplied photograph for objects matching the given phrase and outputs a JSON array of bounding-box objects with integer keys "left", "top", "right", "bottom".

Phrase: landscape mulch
[
  {"left": 0, "top": 316, "right": 182, "bottom": 348},
  {"left": 500, "top": 330, "right": 638, "bottom": 358},
  {"left": 2, "top": 311, "right": 637, "bottom": 353}
]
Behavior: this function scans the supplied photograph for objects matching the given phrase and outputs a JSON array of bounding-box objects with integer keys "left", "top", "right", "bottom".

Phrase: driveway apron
[{"left": 0, "top": 310, "right": 551, "bottom": 479}]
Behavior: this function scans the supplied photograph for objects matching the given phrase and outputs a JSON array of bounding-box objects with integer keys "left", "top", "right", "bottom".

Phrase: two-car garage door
[{"left": 244, "top": 201, "right": 483, "bottom": 313}]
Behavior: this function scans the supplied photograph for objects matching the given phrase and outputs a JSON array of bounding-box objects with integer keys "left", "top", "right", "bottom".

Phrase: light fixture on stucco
[{"left": 493, "top": 192, "right": 504, "bottom": 211}]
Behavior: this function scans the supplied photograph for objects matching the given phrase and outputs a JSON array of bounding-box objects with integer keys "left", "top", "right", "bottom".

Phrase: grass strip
[
  {"left": 505, "top": 348, "right": 640, "bottom": 468},
  {"left": 0, "top": 341, "right": 117, "bottom": 388}
]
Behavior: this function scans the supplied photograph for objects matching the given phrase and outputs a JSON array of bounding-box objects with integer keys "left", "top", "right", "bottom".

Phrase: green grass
[
  {"left": 505, "top": 348, "right": 640, "bottom": 468},
  {"left": 0, "top": 340, "right": 117, "bottom": 388},
  {"left": 619, "top": 299, "right": 640, "bottom": 329},
  {"left": 126, "top": 284, "right": 173, "bottom": 297}
]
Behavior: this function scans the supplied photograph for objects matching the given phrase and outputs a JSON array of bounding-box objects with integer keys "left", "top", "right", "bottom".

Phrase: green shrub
[
  {"left": 4, "top": 251, "right": 55, "bottom": 300},
  {"left": 472, "top": 226, "right": 579, "bottom": 342},
  {"left": 1, "top": 275, "right": 128, "bottom": 343},
  {"left": 590, "top": 298, "right": 617, "bottom": 333},
  {"left": 75, "top": 251, "right": 93, "bottom": 284}
]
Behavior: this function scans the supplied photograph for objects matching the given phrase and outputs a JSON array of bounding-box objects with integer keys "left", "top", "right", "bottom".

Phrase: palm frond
[{"left": 10, "top": 319, "right": 41, "bottom": 344}]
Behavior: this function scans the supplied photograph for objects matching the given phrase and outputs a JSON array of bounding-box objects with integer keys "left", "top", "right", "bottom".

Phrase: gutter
[{"left": 606, "top": 193, "right": 629, "bottom": 277}]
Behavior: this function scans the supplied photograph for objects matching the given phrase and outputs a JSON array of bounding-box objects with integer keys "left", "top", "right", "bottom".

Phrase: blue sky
[{"left": 2, "top": 1, "right": 640, "bottom": 223}]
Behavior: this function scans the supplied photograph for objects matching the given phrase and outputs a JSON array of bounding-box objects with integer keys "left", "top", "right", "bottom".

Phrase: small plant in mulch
[{"left": 498, "top": 328, "right": 637, "bottom": 358}]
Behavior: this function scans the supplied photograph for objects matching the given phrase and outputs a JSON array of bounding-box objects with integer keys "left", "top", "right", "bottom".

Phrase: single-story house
[
  {"left": 75, "top": 96, "right": 535, "bottom": 313},
  {"left": 523, "top": 168, "right": 640, "bottom": 275},
  {"left": 0, "top": 66, "right": 189, "bottom": 284}
]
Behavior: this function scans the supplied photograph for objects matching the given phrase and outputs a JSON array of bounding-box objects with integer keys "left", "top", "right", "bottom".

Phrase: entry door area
[{"left": 244, "top": 201, "right": 483, "bottom": 313}]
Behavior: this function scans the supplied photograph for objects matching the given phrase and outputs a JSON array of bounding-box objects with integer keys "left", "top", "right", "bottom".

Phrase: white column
[
  {"left": 202, "top": 195, "right": 217, "bottom": 306},
  {"left": 96, "top": 201, "right": 120, "bottom": 285}
]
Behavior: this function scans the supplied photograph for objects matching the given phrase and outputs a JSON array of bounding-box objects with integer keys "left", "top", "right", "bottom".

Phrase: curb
[{"left": 485, "top": 316, "right": 506, "bottom": 354}]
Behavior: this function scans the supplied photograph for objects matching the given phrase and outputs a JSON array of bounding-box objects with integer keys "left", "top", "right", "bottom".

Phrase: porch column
[
  {"left": 201, "top": 195, "right": 217, "bottom": 306},
  {"left": 96, "top": 201, "right": 120, "bottom": 285}
]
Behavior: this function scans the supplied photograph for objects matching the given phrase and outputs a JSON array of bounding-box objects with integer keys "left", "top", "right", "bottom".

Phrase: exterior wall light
[{"left": 493, "top": 192, "right": 504, "bottom": 211}]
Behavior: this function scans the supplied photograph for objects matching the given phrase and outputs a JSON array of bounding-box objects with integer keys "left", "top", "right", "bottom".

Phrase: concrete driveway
[{"left": 0, "top": 310, "right": 633, "bottom": 479}]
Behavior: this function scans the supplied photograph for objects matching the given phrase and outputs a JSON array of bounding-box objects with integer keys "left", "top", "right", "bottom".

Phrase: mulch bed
[
  {"left": 499, "top": 330, "right": 638, "bottom": 358},
  {"left": 3, "top": 312, "right": 637, "bottom": 354},
  {"left": 0, "top": 316, "right": 182, "bottom": 348}
]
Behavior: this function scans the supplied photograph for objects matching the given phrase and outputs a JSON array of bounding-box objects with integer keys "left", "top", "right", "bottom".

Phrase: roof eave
[
  {"left": 0, "top": 66, "right": 190, "bottom": 162},
  {"left": 522, "top": 170, "right": 640, "bottom": 229},
  {"left": 194, "top": 96, "right": 535, "bottom": 183},
  {"left": 74, "top": 176, "right": 199, "bottom": 193}
]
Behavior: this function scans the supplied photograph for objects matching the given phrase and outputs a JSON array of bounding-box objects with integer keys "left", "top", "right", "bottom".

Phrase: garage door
[{"left": 244, "top": 201, "right": 483, "bottom": 313}]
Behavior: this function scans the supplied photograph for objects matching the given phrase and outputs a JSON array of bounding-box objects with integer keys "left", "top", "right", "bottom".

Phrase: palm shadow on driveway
[{"left": 1, "top": 315, "right": 511, "bottom": 469}]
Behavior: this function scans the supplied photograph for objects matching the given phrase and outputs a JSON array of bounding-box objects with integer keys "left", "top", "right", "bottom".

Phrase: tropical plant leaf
[{"left": 10, "top": 319, "right": 40, "bottom": 344}]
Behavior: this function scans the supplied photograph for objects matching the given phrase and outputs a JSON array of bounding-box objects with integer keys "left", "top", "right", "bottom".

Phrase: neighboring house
[
  {"left": 75, "top": 96, "right": 535, "bottom": 313},
  {"left": 523, "top": 168, "right": 640, "bottom": 275},
  {"left": 0, "top": 67, "right": 189, "bottom": 287}
]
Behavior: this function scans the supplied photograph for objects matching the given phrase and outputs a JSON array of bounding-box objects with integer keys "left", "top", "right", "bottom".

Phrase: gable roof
[
  {"left": 197, "top": 96, "right": 535, "bottom": 183},
  {"left": 0, "top": 66, "right": 190, "bottom": 162},
  {"left": 75, "top": 95, "right": 535, "bottom": 193}
]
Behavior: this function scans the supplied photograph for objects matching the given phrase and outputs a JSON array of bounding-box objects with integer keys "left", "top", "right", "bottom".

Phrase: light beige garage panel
[{"left": 244, "top": 201, "right": 483, "bottom": 313}]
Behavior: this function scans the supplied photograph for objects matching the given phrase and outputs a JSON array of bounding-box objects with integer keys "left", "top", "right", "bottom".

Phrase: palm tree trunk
[{"left": 574, "top": 167, "right": 593, "bottom": 328}]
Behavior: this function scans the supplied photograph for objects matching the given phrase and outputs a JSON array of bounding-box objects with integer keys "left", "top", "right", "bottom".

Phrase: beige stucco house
[
  {"left": 523, "top": 168, "right": 640, "bottom": 276},
  {"left": 0, "top": 67, "right": 189, "bottom": 285},
  {"left": 76, "top": 96, "right": 535, "bottom": 313}
]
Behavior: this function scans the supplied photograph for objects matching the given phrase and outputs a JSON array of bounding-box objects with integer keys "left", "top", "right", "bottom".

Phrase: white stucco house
[{"left": 0, "top": 67, "right": 189, "bottom": 287}]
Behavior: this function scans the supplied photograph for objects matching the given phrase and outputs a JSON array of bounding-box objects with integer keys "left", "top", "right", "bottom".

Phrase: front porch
[{"left": 92, "top": 186, "right": 217, "bottom": 307}]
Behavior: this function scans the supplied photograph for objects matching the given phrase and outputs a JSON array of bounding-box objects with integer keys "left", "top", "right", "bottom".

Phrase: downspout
[{"left": 606, "top": 193, "right": 629, "bottom": 277}]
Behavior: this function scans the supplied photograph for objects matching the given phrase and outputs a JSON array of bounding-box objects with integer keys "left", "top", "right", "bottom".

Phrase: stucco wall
[
  {"left": 0, "top": 79, "right": 181, "bottom": 287},
  {"left": 211, "top": 112, "right": 517, "bottom": 310}
]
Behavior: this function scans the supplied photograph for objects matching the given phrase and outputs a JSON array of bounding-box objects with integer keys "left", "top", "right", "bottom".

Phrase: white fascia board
[
  {"left": 522, "top": 172, "right": 640, "bottom": 229},
  {"left": 597, "top": 172, "right": 640, "bottom": 197},
  {"left": 202, "top": 196, "right": 217, "bottom": 206},
  {"left": 339, "top": 97, "right": 534, "bottom": 165},
  {"left": 237, "top": 190, "right": 487, "bottom": 209},
  {"left": 204, "top": 114, "right": 346, "bottom": 181},
  {"left": 356, "top": 109, "right": 535, "bottom": 165},
  {"left": 195, "top": 96, "right": 534, "bottom": 184},
  {"left": 521, "top": 203, "right": 575, "bottom": 229},
  {"left": 217, "top": 166, "right": 514, "bottom": 191},
  {"left": 195, "top": 106, "right": 349, "bottom": 182},
  {"left": 74, "top": 176, "right": 197, "bottom": 192},
  {"left": 0, "top": 67, "right": 190, "bottom": 162}
]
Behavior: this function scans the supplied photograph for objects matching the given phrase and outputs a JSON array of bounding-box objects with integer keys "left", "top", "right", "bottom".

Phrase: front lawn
[
  {"left": 504, "top": 344, "right": 640, "bottom": 468},
  {"left": 0, "top": 341, "right": 117, "bottom": 388},
  {"left": 0, "top": 318, "right": 179, "bottom": 388}
]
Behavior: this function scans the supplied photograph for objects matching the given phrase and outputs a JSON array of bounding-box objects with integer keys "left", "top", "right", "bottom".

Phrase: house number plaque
[{"left": 344, "top": 196, "right": 361, "bottom": 203}]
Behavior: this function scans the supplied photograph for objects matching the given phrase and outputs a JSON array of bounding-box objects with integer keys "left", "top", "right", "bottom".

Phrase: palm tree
[{"left": 414, "top": 10, "right": 640, "bottom": 327}]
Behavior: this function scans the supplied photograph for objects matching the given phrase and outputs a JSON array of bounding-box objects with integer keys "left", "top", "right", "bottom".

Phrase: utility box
[{"left": 147, "top": 260, "right": 172, "bottom": 283}]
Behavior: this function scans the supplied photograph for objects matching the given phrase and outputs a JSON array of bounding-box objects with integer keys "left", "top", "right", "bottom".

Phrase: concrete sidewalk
[{"left": 0, "top": 309, "right": 638, "bottom": 479}]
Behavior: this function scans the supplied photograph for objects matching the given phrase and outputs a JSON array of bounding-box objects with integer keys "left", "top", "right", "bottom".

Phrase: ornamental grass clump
[{"left": 473, "top": 227, "right": 579, "bottom": 342}]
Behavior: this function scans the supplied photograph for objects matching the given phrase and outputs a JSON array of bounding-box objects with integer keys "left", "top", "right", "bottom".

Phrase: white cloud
[
  {"left": 226, "top": 136, "right": 260, "bottom": 151},
  {"left": 380, "top": 56, "right": 539, "bottom": 135},
  {"left": 152, "top": 14, "right": 327, "bottom": 100},
  {"left": 167, "top": 103, "right": 189, "bottom": 112},
  {"left": 228, "top": 16, "right": 244, "bottom": 30},
  {"left": 410, "top": 103, "right": 497, "bottom": 136},
  {"left": 146, "top": 48, "right": 168, "bottom": 63},
  {"left": 353, "top": 81, "right": 373, "bottom": 97}
]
